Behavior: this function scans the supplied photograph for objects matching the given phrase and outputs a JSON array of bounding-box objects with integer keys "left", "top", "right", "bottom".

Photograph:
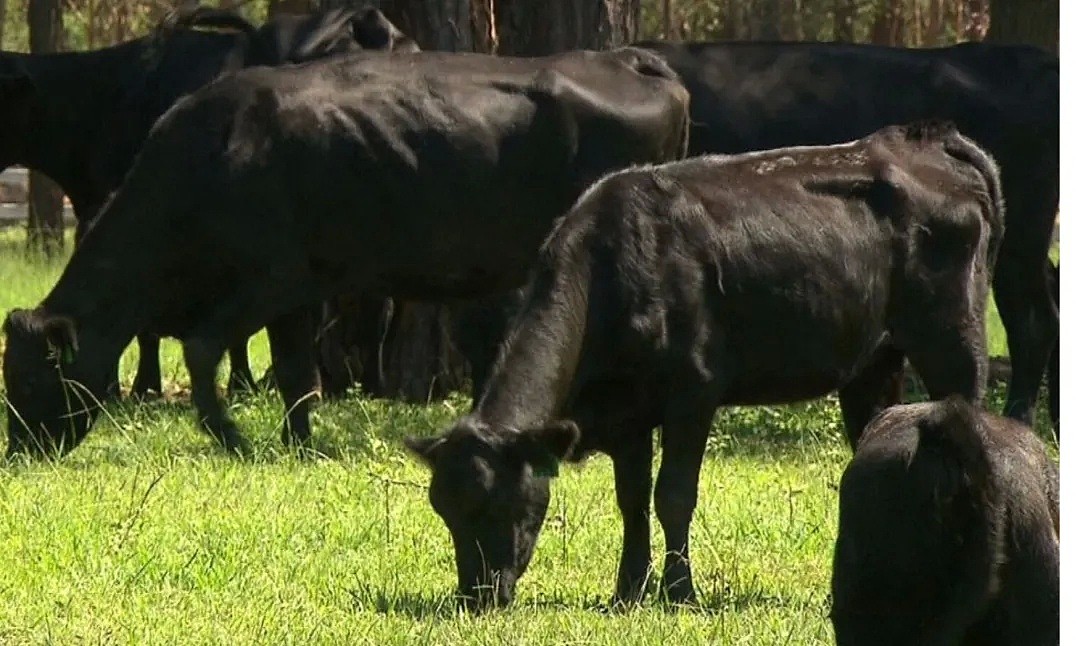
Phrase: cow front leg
[
  {"left": 226, "top": 337, "right": 257, "bottom": 396},
  {"left": 183, "top": 338, "right": 251, "bottom": 456},
  {"left": 131, "top": 332, "right": 163, "bottom": 398},
  {"left": 612, "top": 432, "right": 654, "bottom": 606},
  {"left": 267, "top": 307, "right": 319, "bottom": 449},
  {"left": 838, "top": 344, "right": 905, "bottom": 449},
  {"left": 654, "top": 402, "right": 714, "bottom": 604}
]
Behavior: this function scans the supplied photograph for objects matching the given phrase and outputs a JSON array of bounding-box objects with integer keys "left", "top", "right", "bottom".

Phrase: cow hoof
[
  {"left": 659, "top": 582, "right": 697, "bottom": 607},
  {"left": 223, "top": 435, "right": 253, "bottom": 459},
  {"left": 612, "top": 577, "right": 651, "bottom": 609}
]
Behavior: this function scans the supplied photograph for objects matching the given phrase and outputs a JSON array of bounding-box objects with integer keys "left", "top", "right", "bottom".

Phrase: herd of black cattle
[{"left": 0, "top": 5, "right": 1059, "bottom": 643}]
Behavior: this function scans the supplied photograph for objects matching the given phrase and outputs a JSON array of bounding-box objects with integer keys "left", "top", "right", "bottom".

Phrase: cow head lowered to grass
[
  {"left": 408, "top": 121, "right": 1004, "bottom": 610},
  {"left": 405, "top": 419, "right": 580, "bottom": 608},
  {"left": 0, "top": 4, "right": 420, "bottom": 403},
  {"left": 2, "top": 310, "right": 118, "bottom": 457}
]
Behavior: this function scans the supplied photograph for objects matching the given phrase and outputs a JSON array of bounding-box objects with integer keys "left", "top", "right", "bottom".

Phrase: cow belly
[{"left": 710, "top": 302, "right": 889, "bottom": 406}]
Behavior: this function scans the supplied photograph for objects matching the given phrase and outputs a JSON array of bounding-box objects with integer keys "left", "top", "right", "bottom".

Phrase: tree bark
[
  {"left": 834, "top": 0, "right": 855, "bottom": 42},
  {"left": 870, "top": 0, "right": 904, "bottom": 45},
  {"left": 0, "top": 0, "right": 7, "bottom": 48},
  {"left": 987, "top": 0, "right": 1056, "bottom": 53},
  {"left": 378, "top": 0, "right": 492, "bottom": 52},
  {"left": 27, "top": 0, "right": 66, "bottom": 256},
  {"left": 962, "top": 0, "right": 989, "bottom": 41},
  {"left": 754, "top": 0, "right": 781, "bottom": 40},
  {"left": 494, "top": 0, "right": 638, "bottom": 56}
]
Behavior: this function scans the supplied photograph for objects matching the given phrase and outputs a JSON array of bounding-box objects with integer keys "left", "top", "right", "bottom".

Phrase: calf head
[
  {"left": 2, "top": 309, "right": 103, "bottom": 458},
  {"left": 406, "top": 419, "right": 579, "bottom": 609}
]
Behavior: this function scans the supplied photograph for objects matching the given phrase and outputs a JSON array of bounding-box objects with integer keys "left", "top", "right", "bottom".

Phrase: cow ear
[
  {"left": 404, "top": 435, "right": 446, "bottom": 469},
  {"left": 515, "top": 421, "right": 580, "bottom": 478},
  {"left": 352, "top": 8, "right": 418, "bottom": 52},
  {"left": 42, "top": 316, "right": 79, "bottom": 364}
]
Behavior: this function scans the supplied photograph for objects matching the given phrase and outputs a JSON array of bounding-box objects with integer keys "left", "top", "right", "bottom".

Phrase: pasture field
[{"left": 0, "top": 230, "right": 1055, "bottom": 645}]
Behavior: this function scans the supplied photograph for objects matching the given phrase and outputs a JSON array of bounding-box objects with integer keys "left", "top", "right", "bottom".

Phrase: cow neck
[
  {"left": 38, "top": 200, "right": 152, "bottom": 351},
  {"left": 474, "top": 251, "right": 590, "bottom": 433}
]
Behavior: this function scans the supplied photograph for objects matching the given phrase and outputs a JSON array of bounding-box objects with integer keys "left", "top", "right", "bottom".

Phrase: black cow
[
  {"left": 0, "top": 5, "right": 414, "bottom": 398},
  {"left": 830, "top": 397, "right": 1059, "bottom": 645},
  {"left": 1, "top": 47, "right": 690, "bottom": 458},
  {"left": 636, "top": 40, "right": 1058, "bottom": 428},
  {"left": 406, "top": 121, "right": 1003, "bottom": 609}
]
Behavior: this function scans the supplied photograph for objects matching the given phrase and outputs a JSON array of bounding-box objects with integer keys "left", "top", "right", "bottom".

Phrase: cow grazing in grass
[
  {"left": 406, "top": 121, "right": 1003, "bottom": 609},
  {"left": 830, "top": 397, "right": 1058, "bottom": 645},
  {"left": 0, "top": 4, "right": 415, "bottom": 398},
  {"left": 2, "top": 47, "right": 690, "bottom": 459},
  {"left": 637, "top": 40, "right": 1058, "bottom": 429}
]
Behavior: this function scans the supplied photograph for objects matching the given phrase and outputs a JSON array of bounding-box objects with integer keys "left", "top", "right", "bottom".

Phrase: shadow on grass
[
  {"left": 345, "top": 578, "right": 823, "bottom": 621},
  {"left": 2, "top": 371, "right": 1055, "bottom": 469}
]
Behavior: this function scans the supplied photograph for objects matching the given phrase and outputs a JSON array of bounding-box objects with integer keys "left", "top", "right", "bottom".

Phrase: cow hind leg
[
  {"left": 654, "top": 397, "right": 715, "bottom": 604},
  {"left": 225, "top": 337, "right": 257, "bottom": 396},
  {"left": 612, "top": 429, "right": 655, "bottom": 606},
  {"left": 131, "top": 333, "right": 164, "bottom": 398},
  {"left": 837, "top": 345, "right": 905, "bottom": 449},
  {"left": 183, "top": 338, "right": 251, "bottom": 456},
  {"left": 267, "top": 307, "right": 319, "bottom": 450}
]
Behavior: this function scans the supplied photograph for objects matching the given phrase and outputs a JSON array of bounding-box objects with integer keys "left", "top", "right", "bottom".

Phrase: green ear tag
[
  {"left": 62, "top": 346, "right": 75, "bottom": 365},
  {"left": 534, "top": 452, "right": 560, "bottom": 479}
]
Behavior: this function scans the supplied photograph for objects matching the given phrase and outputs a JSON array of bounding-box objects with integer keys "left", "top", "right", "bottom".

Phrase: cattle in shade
[
  {"left": 407, "top": 121, "right": 1003, "bottom": 609},
  {"left": 0, "top": 4, "right": 416, "bottom": 397},
  {"left": 831, "top": 397, "right": 1058, "bottom": 646},
  {"left": 2, "top": 47, "right": 690, "bottom": 458}
]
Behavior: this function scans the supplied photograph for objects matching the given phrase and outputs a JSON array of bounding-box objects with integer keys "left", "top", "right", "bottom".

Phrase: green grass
[{"left": 0, "top": 229, "right": 1056, "bottom": 644}]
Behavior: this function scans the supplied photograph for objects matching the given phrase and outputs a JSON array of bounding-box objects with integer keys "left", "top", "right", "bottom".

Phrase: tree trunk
[
  {"left": 987, "top": 0, "right": 1056, "bottom": 53},
  {"left": 379, "top": 0, "right": 495, "bottom": 52},
  {"left": 27, "top": 0, "right": 65, "bottom": 256},
  {"left": 494, "top": 0, "right": 638, "bottom": 56},
  {"left": 780, "top": 0, "right": 802, "bottom": 41},
  {"left": 871, "top": 0, "right": 904, "bottom": 45},
  {"left": 834, "top": 0, "right": 855, "bottom": 41},
  {"left": 962, "top": 0, "right": 989, "bottom": 41},
  {"left": 754, "top": 0, "right": 781, "bottom": 40}
]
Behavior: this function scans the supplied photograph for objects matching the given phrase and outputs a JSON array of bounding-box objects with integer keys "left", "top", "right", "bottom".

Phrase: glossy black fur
[
  {"left": 831, "top": 398, "right": 1058, "bottom": 645},
  {"left": 2, "top": 47, "right": 689, "bottom": 458},
  {"left": 409, "top": 122, "right": 1004, "bottom": 608}
]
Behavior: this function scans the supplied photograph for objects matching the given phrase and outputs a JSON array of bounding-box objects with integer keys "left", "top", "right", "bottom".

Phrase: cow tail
[{"left": 915, "top": 396, "right": 1006, "bottom": 645}]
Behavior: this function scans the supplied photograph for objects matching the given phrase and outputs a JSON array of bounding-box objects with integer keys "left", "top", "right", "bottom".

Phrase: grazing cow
[
  {"left": 637, "top": 40, "right": 1059, "bottom": 427},
  {"left": 2, "top": 47, "right": 690, "bottom": 458},
  {"left": 0, "top": 5, "right": 415, "bottom": 398},
  {"left": 406, "top": 121, "right": 1003, "bottom": 609},
  {"left": 830, "top": 397, "right": 1059, "bottom": 645}
]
